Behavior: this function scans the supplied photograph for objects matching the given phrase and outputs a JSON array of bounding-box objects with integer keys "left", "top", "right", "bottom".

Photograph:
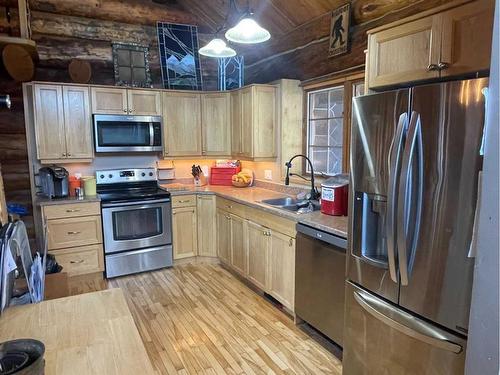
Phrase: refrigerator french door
[{"left": 345, "top": 78, "right": 487, "bottom": 375}]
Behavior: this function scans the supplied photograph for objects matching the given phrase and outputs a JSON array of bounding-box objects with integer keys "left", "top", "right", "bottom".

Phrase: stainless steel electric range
[{"left": 96, "top": 168, "right": 172, "bottom": 278}]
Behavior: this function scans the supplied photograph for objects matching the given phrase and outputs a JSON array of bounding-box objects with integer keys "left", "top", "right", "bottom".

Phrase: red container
[
  {"left": 210, "top": 166, "right": 241, "bottom": 185},
  {"left": 320, "top": 174, "right": 349, "bottom": 216},
  {"left": 68, "top": 176, "right": 81, "bottom": 197}
]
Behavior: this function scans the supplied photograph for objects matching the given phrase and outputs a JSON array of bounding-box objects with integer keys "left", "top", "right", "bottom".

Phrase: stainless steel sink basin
[{"left": 261, "top": 197, "right": 299, "bottom": 207}]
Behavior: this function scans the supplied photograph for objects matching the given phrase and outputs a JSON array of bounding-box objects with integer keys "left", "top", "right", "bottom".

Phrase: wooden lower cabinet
[
  {"left": 52, "top": 244, "right": 104, "bottom": 276},
  {"left": 269, "top": 231, "right": 295, "bottom": 311},
  {"left": 230, "top": 214, "right": 247, "bottom": 275},
  {"left": 197, "top": 195, "right": 217, "bottom": 257},
  {"left": 47, "top": 215, "right": 102, "bottom": 250},
  {"left": 247, "top": 221, "right": 270, "bottom": 290},
  {"left": 216, "top": 209, "right": 231, "bottom": 264},
  {"left": 172, "top": 206, "right": 198, "bottom": 260}
]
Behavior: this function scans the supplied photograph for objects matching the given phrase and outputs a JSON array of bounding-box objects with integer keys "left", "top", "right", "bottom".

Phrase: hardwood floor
[{"left": 98, "top": 262, "right": 343, "bottom": 375}]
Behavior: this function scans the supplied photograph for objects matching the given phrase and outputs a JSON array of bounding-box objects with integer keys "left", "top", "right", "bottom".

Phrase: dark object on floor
[{"left": 0, "top": 339, "right": 45, "bottom": 374}]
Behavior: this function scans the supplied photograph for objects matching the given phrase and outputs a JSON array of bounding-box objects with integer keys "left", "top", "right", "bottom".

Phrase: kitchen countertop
[
  {"left": 0, "top": 288, "right": 155, "bottom": 375},
  {"left": 36, "top": 195, "right": 101, "bottom": 206},
  {"left": 161, "top": 184, "right": 348, "bottom": 238}
]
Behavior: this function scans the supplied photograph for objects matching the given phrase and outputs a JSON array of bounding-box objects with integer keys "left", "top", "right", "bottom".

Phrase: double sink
[{"left": 261, "top": 197, "right": 319, "bottom": 213}]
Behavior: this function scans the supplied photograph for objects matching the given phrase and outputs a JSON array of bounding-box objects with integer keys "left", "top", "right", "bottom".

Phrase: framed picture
[
  {"left": 218, "top": 56, "right": 244, "bottom": 91},
  {"left": 329, "top": 3, "right": 351, "bottom": 57},
  {"left": 157, "top": 22, "right": 203, "bottom": 90},
  {"left": 112, "top": 42, "right": 152, "bottom": 88}
]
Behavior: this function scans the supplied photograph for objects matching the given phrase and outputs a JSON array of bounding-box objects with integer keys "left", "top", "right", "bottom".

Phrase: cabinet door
[
  {"left": 33, "top": 84, "right": 66, "bottom": 160},
  {"left": 240, "top": 87, "right": 254, "bottom": 158},
  {"left": 197, "top": 195, "right": 217, "bottom": 257},
  {"left": 163, "top": 92, "right": 202, "bottom": 156},
  {"left": 440, "top": 0, "right": 494, "bottom": 77},
  {"left": 230, "top": 214, "right": 247, "bottom": 275},
  {"left": 253, "top": 86, "right": 277, "bottom": 158},
  {"left": 127, "top": 89, "right": 162, "bottom": 116},
  {"left": 90, "top": 87, "right": 128, "bottom": 114},
  {"left": 230, "top": 90, "right": 242, "bottom": 156},
  {"left": 201, "top": 93, "right": 231, "bottom": 156},
  {"left": 269, "top": 231, "right": 295, "bottom": 310},
  {"left": 216, "top": 209, "right": 231, "bottom": 264},
  {"left": 172, "top": 206, "right": 198, "bottom": 260},
  {"left": 247, "top": 221, "right": 270, "bottom": 290},
  {"left": 367, "top": 16, "right": 441, "bottom": 89},
  {"left": 62, "top": 85, "right": 93, "bottom": 159}
]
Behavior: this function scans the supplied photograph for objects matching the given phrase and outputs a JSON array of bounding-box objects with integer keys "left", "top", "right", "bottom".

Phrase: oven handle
[{"left": 102, "top": 198, "right": 171, "bottom": 208}]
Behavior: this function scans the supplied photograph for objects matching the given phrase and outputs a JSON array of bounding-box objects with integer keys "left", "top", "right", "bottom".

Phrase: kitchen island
[{"left": 0, "top": 288, "right": 155, "bottom": 375}]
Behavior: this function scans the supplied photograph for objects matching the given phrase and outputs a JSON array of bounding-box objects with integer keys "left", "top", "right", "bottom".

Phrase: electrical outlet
[{"left": 264, "top": 170, "right": 273, "bottom": 180}]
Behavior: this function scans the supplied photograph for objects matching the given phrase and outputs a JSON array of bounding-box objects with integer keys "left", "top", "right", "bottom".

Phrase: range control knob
[
  {"left": 100, "top": 174, "right": 105, "bottom": 179},
  {"left": 108, "top": 174, "right": 113, "bottom": 179},
  {"left": 149, "top": 172, "right": 154, "bottom": 177},
  {"left": 141, "top": 172, "right": 146, "bottom": 177}
]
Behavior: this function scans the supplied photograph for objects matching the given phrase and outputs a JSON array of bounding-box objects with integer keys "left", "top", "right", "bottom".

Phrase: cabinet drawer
[
  {"left": 43, "top": 202, "right": 100, "bottom": 220},
  {"left": 47, "top": 215, "right": 102, "bottom": 250},
  {"left": 52, "top": 244, "right": 104, "bottom": 276},
  {"left": 216, "top": 197, "right": 246, "bottom": 217},
  {"left": 172, "top": 195, "right": 197, "bottom": 208}
]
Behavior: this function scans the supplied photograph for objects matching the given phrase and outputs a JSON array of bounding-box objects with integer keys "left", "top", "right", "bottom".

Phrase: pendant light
[
  {"left": 225, "top": 17, "right": 270, "bottom": 44},
  {"left": 199, "top": 38, "right": 236, "bottom": 58}
]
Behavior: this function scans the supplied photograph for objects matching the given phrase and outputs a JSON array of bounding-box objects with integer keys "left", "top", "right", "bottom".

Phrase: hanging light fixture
[
  {"left": 199, "top": 38, "right": 236, "bottom": 58},
  {"left": 198, "top": 0, "right": 270, "bottom": 58},
  {"left": 225, "top": 17, "right": 270, "bottom": 44}
]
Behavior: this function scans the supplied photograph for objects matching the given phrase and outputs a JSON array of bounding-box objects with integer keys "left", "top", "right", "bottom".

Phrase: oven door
[
  {"left": 94, "top": 114, "right": 162, "bottom": 152},
  {"left": 102, "top": 198, "right": 172, "bottom": 254}
]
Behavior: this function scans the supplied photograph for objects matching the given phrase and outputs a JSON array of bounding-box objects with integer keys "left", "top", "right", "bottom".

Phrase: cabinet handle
[
  {"left": 70, "top": 260, "right": 84, "bottom": 264},
  {"left": 437, "top": 61, "right": 450, "bottom": 70},
  {"left": 427, "top": 64, "right": 439, "bottom": 71},
  {"left": 177, "top": 200, "right": 190, "bottom": 203},
  {"left": 226, "top": 205, "right": 232, "bottom": 209},
  {"left": 66, "top": 209, "right": 80, "bottom": 213},
  {"left": 225, "top": 215, "right": 231, "bottom": 220},
  {"left": 67, "top": 231, "right": 81, "bottom": 235},
  {"left": 123, "top": 109, "right": 127, "bottom": 113},
  {"left": 62, "top": 153, "right": 66, "bottom": 157},
  {"left": 289, "top": 238, "right": 293, "bottom": 247},
  {"left": 67, "top": 153, "right": 71, "bottom": 157},
  {"left": 129, "top": 109, "right": 135, "bottom": 113}
]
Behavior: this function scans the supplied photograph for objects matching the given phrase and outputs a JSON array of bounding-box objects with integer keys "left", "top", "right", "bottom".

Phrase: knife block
[{"left": 194, "top": 174, "right": 207, "bottom": 187}]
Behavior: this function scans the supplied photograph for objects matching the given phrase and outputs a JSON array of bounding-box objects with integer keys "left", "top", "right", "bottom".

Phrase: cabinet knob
[
  {"left": 123, "top": 109, "right": 127, "bottom": 113},
  {"left": 437, "top": 61, "right": 450, "bottom": 70},
  {"left": 67, "top": 153, "right": 71, "bottom": 157},
  {"left": 427, "top": 63, "right": 439, "bottom": 71},
  {"left": 62, "top": 153, "right": 66, "bottom": 157}
]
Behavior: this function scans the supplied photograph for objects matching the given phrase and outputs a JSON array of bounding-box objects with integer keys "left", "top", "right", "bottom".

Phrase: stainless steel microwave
[{"left": 93, "top": 114, "right": 163, "bottom": 153}]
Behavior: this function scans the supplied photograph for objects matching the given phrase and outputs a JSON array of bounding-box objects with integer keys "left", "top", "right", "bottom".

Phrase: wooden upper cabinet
[
  {"left": 201, "top": 93, "right": 231, "bottom": 156},
  {"left": 253, "top": 86, "right": 277, "bottom": 158},
  {"left": 240, "top": 87, "right": 254, "bottom": 158},
  {"left": 367, "top": 16, "right": 441, "bottom": 89},
  {"left": 230, "top": 90, "right": 242, "bottom": 155},
  {"left": 163, "top": 92, "right": 202, "bottom": 157},
  {"left": 439, "top": 0, "right": 494, "bottom": 77},
  {"left": 34, "top": 84, "right": 66, "bottom": 160},
  {"left": 127, "top": 89, "right": 162, "bottom": 116},
  {"left": 247, "top": 221, "right": 270, "bottom": 291},
  {"left": 62, "top": 86, "right": 93, "bottom": 159},
  {"left": 197, "top": 195, "right": 217, "bottom": 257},
  {"left": 91, "top": 87, "right": 128, "bottom": 114}
]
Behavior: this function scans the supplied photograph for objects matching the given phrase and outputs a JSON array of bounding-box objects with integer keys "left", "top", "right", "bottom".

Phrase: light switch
[{"left": 264, "top": 170, "right": 273, "bottom": 180}]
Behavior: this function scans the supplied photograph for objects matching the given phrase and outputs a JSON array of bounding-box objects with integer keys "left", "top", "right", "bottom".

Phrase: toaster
[{"left": 39, "top": 166, "right": 69, "bottom": 198}]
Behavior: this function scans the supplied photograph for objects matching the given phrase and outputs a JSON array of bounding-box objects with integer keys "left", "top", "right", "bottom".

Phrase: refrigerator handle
[
  {"left": 397, "top": 111, "right": 424, "bottom": 286},
  {"left": 353, "top": 290, "right": 463, "bottom": 354},
  {"left": 386, "top": 112, "right": 408, "bottom": 283}
]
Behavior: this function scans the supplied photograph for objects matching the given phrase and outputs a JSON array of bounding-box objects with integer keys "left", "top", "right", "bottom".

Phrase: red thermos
[{"left": 320, "top": 174, "right": 349, "bottom": 216}]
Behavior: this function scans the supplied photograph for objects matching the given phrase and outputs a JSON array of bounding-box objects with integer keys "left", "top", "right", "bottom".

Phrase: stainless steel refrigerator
[{"left": 344, "top": 78, "right": 488, "bottom": 375}]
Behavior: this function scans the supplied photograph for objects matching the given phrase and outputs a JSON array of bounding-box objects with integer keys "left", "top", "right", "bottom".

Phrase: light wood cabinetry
[
  {"left": 162, "top": 92, "right": 202, "bottom": 157},
  {"left": 269, "top": 231, "right": 295, "bottom": 310},
  {"left": 197, "top": 195, "right": 217, "bottom": 257},
  {"left": 90, "top": 87, "right": 128, "bottom": 114},
  {"left": 172, "top": 194, "right": 197, "bottom": 208},
  {"left": 34, "top": 84, "right": 93, "bottom": 162},
  {"left": 201, "top": 93, "right": 231, "bottom": 156},
  {"left": 247, "top": 221, "right": 270, "bottom": 291},
  {"left": 216, "top": 209, "right": 231, "bottom": 264},
  {"left": 230, "top": 214, "right": 247, "bottom": 276},
  {"left": 42, "top": 201, "right": 104, "bottom": 277},
  {"left": 127, "top": 89, "right": 162, "bottom": 116},
  {"left": 231, "top": 85, "right": 277, "bottom": 160},
  {"left": 366, "top": 0, "right": 494, "bottom": 89},
  {"left": 172, "top": 205, "right": 198, "bottom": 260}
]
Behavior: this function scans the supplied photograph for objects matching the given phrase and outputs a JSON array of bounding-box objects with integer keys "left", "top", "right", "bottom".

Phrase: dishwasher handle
[{"left": 296, "top": 223, "right": 347, "bottom": 250}]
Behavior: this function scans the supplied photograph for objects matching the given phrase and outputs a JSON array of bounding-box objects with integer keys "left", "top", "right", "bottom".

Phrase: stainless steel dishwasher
[{"left": 295, "top": 223, "right": 347, "bottom": 347}]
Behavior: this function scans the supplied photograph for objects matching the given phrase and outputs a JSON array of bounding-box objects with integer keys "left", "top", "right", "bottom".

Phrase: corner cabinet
[
  {"left": 216, "top": 209, "right": 231, "bottom": 264},
  {"left": 33, "top": 84, "right": 93, "bottom": 163},
  {"left": 366, "top": 0, "right": 494, "bottom": 89},
  {"left": 231, "top": 85, "right": 277, "bottom": 160},
  {"left": 201, "top": 93, "right": 231, "bottom": 156}
]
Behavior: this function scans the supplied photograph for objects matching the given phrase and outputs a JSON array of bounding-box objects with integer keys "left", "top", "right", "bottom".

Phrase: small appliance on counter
[
  {"left": 320, "top": 174, "right": 348, "bottom": 216},
  {"left": 38, "top": 166, "right": 69, "bottom": 199}
]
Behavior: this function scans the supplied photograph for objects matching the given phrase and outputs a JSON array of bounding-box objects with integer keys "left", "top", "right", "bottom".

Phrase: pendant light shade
[
  {"left": 199, "top": 38, "right": 236, "bottom": 58},
  {"left": 225, "top": 18, "right": 271, "bottom": 44}
]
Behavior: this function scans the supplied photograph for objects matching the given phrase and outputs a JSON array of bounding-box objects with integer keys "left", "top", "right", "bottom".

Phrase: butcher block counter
[{"left": 0, "top": 288, "right": 155, "bottom": 375}]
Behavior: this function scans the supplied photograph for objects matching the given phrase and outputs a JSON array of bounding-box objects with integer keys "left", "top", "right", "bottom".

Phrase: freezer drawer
[{"left": 343, "top": 281, "right": 466, "bottom": 375}]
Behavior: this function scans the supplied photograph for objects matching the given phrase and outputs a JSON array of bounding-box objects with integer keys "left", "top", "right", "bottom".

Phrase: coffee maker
[{"left": 39, "top": 166, "right": 69, "bottom": 198}]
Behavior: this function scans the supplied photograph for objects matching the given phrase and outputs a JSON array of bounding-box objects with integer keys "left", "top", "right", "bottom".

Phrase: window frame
[{"left": 302, "top": 76, "right": 365, "bottom": 177}]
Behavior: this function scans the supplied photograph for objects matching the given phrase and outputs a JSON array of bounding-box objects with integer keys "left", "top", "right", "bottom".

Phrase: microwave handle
[{"left": 149, "top": 123, "right": 154, "bottom": 146}]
